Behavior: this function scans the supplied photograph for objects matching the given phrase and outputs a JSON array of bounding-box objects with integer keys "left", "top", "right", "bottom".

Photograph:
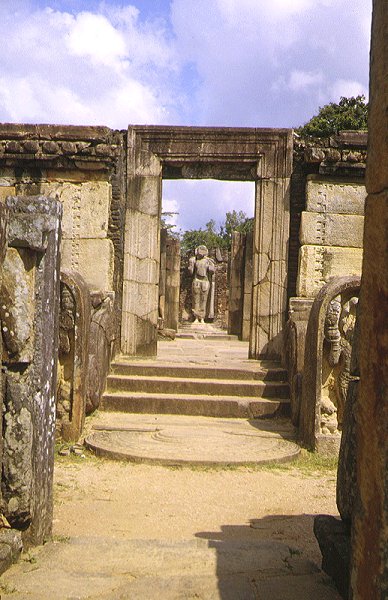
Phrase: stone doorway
[{"left": 121, "top": 126, "right": 292, "bottom": 360}]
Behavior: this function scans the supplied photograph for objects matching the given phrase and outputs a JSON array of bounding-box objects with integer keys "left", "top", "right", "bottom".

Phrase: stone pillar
[
  {"left": 228, "top": 232, "right": 244, "bottom": 336},
  {"left": 165, "top": 235, "right": 180, "bottom": 331},
  {"left": 250, "top": 176, "right": 290, "bottom": 359},
  {"left": 0, "top": 196, "right": 61, "bottom": 546},
  {"left": 158, "top": 228, "right": 167, "bottom": 327},
  {"left": 350, "top": 2, "right": 388, "bottom": 597},
  {"left": 57, "top": 271, "right": 91, "bottom": 442},
  {"left": 229, "top": 231, "right": 253, "bottom": 341},
  {"left": 121, "top": 130, "right": 161, "bottom": 356},
  {"left": 241, "top": 231, "right": 253, "bottom": 341}
]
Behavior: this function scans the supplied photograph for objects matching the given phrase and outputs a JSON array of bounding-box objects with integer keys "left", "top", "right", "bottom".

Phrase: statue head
[{"left": 195, "top": 245, "right": 208, "bottom": 259}]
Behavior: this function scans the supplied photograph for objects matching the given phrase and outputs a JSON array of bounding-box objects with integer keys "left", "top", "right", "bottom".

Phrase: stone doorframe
[{"left": 121, "top": 126, "right": 293, "bottom": 359}]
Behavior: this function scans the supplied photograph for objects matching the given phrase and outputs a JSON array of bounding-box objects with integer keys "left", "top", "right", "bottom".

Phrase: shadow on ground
[{"left": 196, "top": 515, "right": 342, "bottom": 600}]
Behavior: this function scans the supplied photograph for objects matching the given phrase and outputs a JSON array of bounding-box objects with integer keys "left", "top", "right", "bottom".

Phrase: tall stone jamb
[
  {"left": 165, "top": 235, "right": 180, "bottom": 331},
  {"left": 229, "top": 232, "right": 245, "bottom": 336},
  {"left": 249, "top": 166, "right": 291, "bottom": 359},
  {"left": 229, "top": 231, "right": 253, "bottom": 341},
  {"left": 57, "top": 271, "right": 91, "bottom": 442},
  {"left": 350, "top": 2, "right": 388, "bottom": 597},
  {"left": 0, "top": 196, "right": 62, "bottom": 546},
  {"left": 298, "top": 276, "right": 360, "bottom": 455},
  {"left": 121, "top": 128, "right": 161, "bottom": 356}
]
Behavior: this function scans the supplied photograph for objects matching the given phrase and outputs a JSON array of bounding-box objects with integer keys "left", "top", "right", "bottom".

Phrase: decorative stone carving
[
  {"left": 298, "top": 276, "right": 361, "bottom": 454},
  {"left": 57, "top": 271, "right": 91, "bottom": 442},
  {"left": 188, "top": 245, "right": 215, "bottom": 323},
  {"left": 322, "top": 294, "right": 358, "bottom": 434},
  {"left": 0, "top": 196, "right": 62, "bottom": 546},
  {"left": 285, "top": 298, "right": 314, "bottom": 426},
  {"left": 86, "top": 291, "right": 115, "bottom": 415}
]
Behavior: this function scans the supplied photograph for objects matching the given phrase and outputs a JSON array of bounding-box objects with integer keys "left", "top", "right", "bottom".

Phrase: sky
[{"left": 0, "top": 0, "right": 372, "bottom": 230}]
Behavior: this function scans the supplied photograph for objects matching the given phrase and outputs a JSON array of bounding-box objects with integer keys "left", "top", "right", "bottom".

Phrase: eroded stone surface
[
  {"left": 300, "top": 212, "right": 364, "bottom": 248},
  {"left": 1, "top": 196, "right": 61, "bottom": 546},
  {"left": 306, "top": 177, "right": 366, "bottom": 215},
  {"left": 61, "top": 238, "right": 114, "bottom": 291},
  {"left": 297, "top": 246, "right": 363, "bottom": 298}
]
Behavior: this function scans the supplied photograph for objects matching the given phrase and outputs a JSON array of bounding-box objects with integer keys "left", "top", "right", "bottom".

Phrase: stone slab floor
[{"left": 0, "top": 446, "right": 342, "bottom": 599}]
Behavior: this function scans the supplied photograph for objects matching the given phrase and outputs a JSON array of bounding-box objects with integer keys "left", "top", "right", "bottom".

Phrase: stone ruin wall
[
  {"left": 290, "top": 132, "right": 366, "bottom": 300},
  {"left": 0, "top": 123, "right": 371, "bottom": 577},
  {"left": 0, "top": 125, "right": 126, "bottom": 446}
]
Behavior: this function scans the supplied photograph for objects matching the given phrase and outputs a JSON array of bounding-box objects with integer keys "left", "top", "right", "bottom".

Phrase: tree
[
  {"left": 180, "top": 211, "right": 253, "bottom": 255},
  {"left": 296, "top": 95, "right": 368, "bottom": 138}
]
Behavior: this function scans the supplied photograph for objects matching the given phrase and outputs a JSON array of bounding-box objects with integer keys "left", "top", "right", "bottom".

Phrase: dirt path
[{"left": 0, "top": 449, "right": 341, "bottom": 599}]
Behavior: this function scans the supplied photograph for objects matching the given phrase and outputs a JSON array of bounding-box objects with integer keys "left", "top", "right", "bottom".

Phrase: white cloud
[
  {"left": 330, "top": 79, "right": 368, "bottom": 101},
  {"left": 0, "top": 3, "right": 181, "bottom": 127},
  {"left": 66, "top": 12, "right": 127, "bottom": 67},
  {"left": 288, "top": 70, "right": 325, "bottom": 92},
  {"left": 171, "top": 0, "right": 372, "bottom": 127}
]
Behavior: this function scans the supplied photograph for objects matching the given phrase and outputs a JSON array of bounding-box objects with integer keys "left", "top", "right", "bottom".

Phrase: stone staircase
[{"left": 101, "top": 357, "right": 290, "bottom": 419}]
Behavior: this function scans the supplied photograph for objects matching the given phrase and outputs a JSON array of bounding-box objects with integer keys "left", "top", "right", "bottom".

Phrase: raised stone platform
[{"left": 85, "top": 413, "right": 300, "bottom": 466}]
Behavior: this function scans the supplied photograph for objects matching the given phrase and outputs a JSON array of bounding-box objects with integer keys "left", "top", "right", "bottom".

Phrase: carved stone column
[{"left": 1, "top": 196, "right": 62, "bottom": 546}]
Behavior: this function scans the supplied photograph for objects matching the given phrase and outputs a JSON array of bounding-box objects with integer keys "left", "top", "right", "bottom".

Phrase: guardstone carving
[
  {"left": 298, "top": 276, "right": 361, "bottom": 454},
  {"left": 57, "top": 271, "right": 91, "bottom": 442}
]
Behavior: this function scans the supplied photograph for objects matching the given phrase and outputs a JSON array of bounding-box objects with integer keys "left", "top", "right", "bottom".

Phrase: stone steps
[
  {"left": 102, "top": 359, "right": 290, "bottom": 419},
  {"left": 101, "top": 391, "right": 289, "bottom": 418},
  {"left": 106, "top": 374, "right": 289, "bottom": 398},
  {"left": 111, "top": 361, "right": 287, "bottom": 381}
]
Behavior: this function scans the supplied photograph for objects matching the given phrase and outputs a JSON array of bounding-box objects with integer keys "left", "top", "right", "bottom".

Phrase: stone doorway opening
[
  {"left": 160, "top": 178, "right": 255, "bottom": 341},
  {"left": 121, "top": 126, "right": 292, "bottom": 361}
]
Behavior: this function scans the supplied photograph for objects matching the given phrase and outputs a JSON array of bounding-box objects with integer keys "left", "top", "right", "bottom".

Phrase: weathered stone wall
[
  {"left": 350, "top": 2, "right": 388, "bottom": 597},
  {"left": 1, "top": 196, "right": 61, "bottom": 547},
  {"left": 291, "top": 134, "right": 366, "bottom": 300},
  {"left": 0, "top": 125, "right": 126, "bottom": 353}
]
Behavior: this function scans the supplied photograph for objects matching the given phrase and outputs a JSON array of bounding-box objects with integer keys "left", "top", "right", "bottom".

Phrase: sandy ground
[{"left": 53, "top": 451, "right": 338, "bottom": 567}]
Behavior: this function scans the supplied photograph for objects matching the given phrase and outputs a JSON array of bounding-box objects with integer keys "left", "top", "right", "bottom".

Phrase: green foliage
[
  {"left": 161, "top": 211, "right": 180, "bottom": 239},
  {"left": 180, "top": 210, "right": 254, "bottom": 255},
  {"left": 296, "top": 95, "right": 368, "bottom": 138}
]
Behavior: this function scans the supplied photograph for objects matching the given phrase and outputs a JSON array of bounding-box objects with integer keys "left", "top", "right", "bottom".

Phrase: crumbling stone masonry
[{"left": 1, "top": 196, "right": 62, "bottom": 547}]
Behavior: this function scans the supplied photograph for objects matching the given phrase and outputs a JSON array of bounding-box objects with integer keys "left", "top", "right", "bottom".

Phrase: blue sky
[{"left": 0, "top": 0, "right": 372, "bottom": 230}]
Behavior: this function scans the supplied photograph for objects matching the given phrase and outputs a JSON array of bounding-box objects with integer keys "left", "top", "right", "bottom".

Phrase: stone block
[
  {"left": 61, "top": 238, "right": 114, "bottom": 291},
  {"left": 306, "top": 177, "right": 366, "bottom": 215},
  {"left": 314, "top": 515, "right": 350, "bottom": 600},
  {"left": 19, "top": 182, "right": 111, "bottom": 239},
  {"left": 2, "top": 196, "right": 62, "bottom": 546},
  {"left": 300, "top": 212, "right": 364, "bottom": 248},
  {"left": 0, "top": 248, "right": 35, "bottom": 362},
  {"left": 0, "top": 186, "right": 15, "bottom": 201},
  {"left": 297, "top": 245, "right": 363, "bottom": 298}
]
